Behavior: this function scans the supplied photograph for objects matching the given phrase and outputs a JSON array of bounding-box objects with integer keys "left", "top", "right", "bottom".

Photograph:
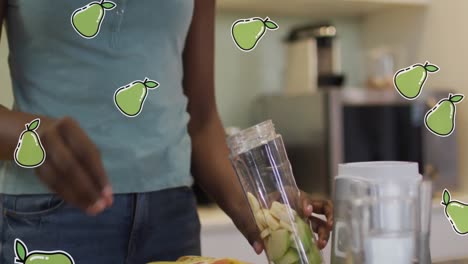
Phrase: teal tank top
[{"left": 0, "top": 0, "right": 195, "bottom": 194}]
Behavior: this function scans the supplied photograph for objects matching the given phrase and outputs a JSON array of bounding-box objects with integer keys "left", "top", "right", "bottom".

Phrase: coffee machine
[{"left": 284, "top": 23, "right": 345, "bottom": 95}]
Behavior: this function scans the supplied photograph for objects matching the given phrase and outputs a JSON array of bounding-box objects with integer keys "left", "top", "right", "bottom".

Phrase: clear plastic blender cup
[{"left": 227, "top": 120, "right": 323, "bottom": 264}]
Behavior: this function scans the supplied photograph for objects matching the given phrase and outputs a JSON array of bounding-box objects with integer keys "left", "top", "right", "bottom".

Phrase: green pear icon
[
  {"left": 441, "top": 189, "right": 468, "bottom": 235},
  {"left": 114, "top": 78, "right": 159, "bottom": 117},
  {"left": 394, "top": 62, "right": 439, "bottom": 100},
  {"left": 14, "top": 239, "right": 74, "bottom": 264},
  {"left": 231, "top": 17, "right": 278, "bottom": 52},
  {"left": 14, "top": 119, "right": 46, "bottom": 168},
  {"left": 425, "top": 93, "right": 464, "bottom": 137},
  {"left": 71, "top": 0, "right": 116, "bottom": 39}
]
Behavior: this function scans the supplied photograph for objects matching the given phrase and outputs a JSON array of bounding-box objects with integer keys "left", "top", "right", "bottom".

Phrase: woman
[{"left": 0, "top": 0, "right": 333, "bottom": 263}]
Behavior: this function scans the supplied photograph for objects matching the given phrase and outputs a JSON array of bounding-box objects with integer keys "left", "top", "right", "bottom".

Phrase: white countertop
[
  {"left": 198, "top": 205, "right": 233, "bottom": 229},
  {"left": 197, "top": 192, "right": 465, "bottom": 228},
  {"left": 197, "top": 192, "right": 468, "bottom": 263}
]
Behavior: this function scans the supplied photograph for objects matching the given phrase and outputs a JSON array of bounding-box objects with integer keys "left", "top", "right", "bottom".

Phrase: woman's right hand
[{"left": 35, "top": 116, "right": 113, "bottom": 215}]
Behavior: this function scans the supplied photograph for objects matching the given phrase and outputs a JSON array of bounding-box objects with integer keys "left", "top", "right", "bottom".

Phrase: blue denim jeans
[{"left": 0, "top": 186, "right": 201, "bottom": 264}]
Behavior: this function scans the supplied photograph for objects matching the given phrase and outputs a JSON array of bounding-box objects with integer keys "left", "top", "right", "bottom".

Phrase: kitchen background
[
  {"left": 1, "top": 0, "right": 468, "bottom": 263},
  {"left": 215, "top": 0, "right": 467, "bottom": 190}
]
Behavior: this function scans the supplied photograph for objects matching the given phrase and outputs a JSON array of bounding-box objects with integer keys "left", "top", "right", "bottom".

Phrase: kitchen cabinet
[
  {"left": 198, "top": 196, "right": 468, "bottom": 263},
  {"left": 216, "top": 0, "right": 429, "bottom": 18}
]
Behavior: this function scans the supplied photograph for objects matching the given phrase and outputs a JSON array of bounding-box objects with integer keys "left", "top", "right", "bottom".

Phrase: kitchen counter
[
  {"left": 197, "top": 191, "right": 468, "bottom": 263},
  {"left": 198, "top": 205, "right": 268, "bottom": 263},
  {"left": 198, "top": 205, "right": 232, "bottom": 227},
  {"left": 197, "top": 191, "right": 465, "bottom": 226},
  {"left": 435, "top": 260, "right": 468, "bottom": 264}
]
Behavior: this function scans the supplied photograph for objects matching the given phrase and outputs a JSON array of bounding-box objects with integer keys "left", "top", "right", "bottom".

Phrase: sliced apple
[
  {"left": 269, "top": 201, "right": 287, "bottom": 221},
  {"left": 254, "top": 211, "right": 267, "bottom": 231},
  {"left": 279, "top": 220, "right": 294, "bottom": 232},
  {"left": 295, "top": 218, "right": 313, "bottom": 251},
  {"left": 307, "top": 245, "right": 323, "bottom": 264},
  {"left": 266, "top": 229, "right": 291, "bottom": 261},
  {"left": 276, "top": 249, "right": 300, "bottom": 264},
  {"left": 270, "top": 201, "right": 297, "bottom": 223},
  {"left": 246, "top": 192, "right": 261, "bottom": 213},
  {"left": 263, "top": 209, "right": 280, "bottom": 230},
  {"left": 260, "top": 228, "right": 271, "bottom": 239}
]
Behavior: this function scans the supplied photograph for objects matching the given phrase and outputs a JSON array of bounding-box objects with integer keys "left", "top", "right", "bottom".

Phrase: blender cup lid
[
  {"left": 335, "top": 161, "right": 422, "bottom": 198},
  {"left": 337, "top": 161, "right": 421, "bottom": 182}
]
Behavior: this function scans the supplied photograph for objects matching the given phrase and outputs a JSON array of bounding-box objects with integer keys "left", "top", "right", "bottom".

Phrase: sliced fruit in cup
[
  {"left": 245, "top": 192, "right": 322, "bottom": 264},
  {"left": 267, "top": 229, "right": 291, "bottom": 261}
]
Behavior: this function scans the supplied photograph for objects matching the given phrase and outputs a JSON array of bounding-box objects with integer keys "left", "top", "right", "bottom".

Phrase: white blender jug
[{"left": 330, "top": 161, "right": 424, "bottom": 264}]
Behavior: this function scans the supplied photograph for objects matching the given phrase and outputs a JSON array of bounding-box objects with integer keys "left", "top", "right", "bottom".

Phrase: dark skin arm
[
  {"left": 0, "top": 1, "right": 112, "bottom": 214},
  {"left": 0, "top": 111, "right": 113, "bottom": 216},
  {"left": 183, "top": 0, "right": 333, "bottom": 252},
  {"left": 0, "top": 1, "right": 45, "bottom": 156},
  {"left": 0, "top": 0, "right": 4, "bottom": 36},
  {"left": 183, "top": 0, "right": 245, "bottom": 225}
]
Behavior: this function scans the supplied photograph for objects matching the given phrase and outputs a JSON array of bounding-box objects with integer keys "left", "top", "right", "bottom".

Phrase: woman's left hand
[
  {"left": 231, "top": 190, "right": 333, "bottom": 254},
  {"left": 299, "top": 191, "right": 334, "bottom": 249}
]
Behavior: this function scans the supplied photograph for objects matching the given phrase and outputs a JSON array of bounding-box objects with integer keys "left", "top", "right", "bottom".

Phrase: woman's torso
[{"left": 0, "top": 0, "right": 195, "bottom": 194}]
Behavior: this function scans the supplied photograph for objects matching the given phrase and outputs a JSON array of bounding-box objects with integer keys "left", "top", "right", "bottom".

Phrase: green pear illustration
[
  {"left": 114, "top": 78, "right": 159, "bottom": 117},
  {"left": 71, "top": 0, "right": 116, "bottom": 39},
  {"left": 441, "top": 189, "right": 468, "bottom": 235},
  {"left": 14, "top": 119, "right": 46, "bottom": 168},
  {"left": 425, "top": 93, "right": 464, "bottom": 137},
  {"left": 394, "top": 62, "right": 439, "bottom": 100},
  {"left": 14, "top": 239, "right": 74, "bottom": 264},
  {"left": 231, "top": 17, "right": 278, "bottom": 52}
]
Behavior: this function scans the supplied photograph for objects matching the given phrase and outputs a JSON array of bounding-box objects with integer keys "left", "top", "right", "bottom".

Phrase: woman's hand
[
  {"left": 299, "top": 191, "right": 334, "bottom": 249},
  {"left": 35, "top": 116, "right": 113, "bottom": 215},
  {"left": 231, "top": 190, "right": 333, "bottom": 255},
  {"left": 0, "top": 105, "right": 113, "bottom": 215}
]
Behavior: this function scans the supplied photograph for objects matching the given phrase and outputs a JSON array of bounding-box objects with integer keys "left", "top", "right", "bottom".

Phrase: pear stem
[
  {"left": 100, "top": 0, "right": 105, "bottom": 4},
  {"left": 424, "top": 62, "right": 429, "bottom": 67},
  {"left": 143, "top": 78, "right": 149, "bottom": 83},
  {"left": 263, "top": 17, "right": 270, "bottom": 22}
]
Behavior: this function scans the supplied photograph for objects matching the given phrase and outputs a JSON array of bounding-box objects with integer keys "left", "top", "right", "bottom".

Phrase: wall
[
  {"left": 215, "top": 12, "right": 365, "bottom": 129},
  {"left": 362, "top": 1, "right": 468, "bottom": 192}
]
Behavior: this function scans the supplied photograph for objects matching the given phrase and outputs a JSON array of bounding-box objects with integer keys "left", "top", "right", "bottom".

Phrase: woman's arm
[
  {"left": 0, "top": 0, "right": 41, "bottom": 159},
  {"left": 0, "top": 106, "right": 52, "bottom": 159},
  {"left": 0, "top": 0, "right": 5, "bottom": 33},
  {"left": 182, "top": 0, "right": 261, "bottom": 251},
  {"left": 0, "top": 106, "right": 112, "bottom": 214},
  {"left": 0, "top": 4, "right": 112, "bottom": 213},
  {"left": 183, "top": 0, "right": 333, "bottom": 251},
  {"left": 0, "top": 0, "right": 39, "bottom": 159}
]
